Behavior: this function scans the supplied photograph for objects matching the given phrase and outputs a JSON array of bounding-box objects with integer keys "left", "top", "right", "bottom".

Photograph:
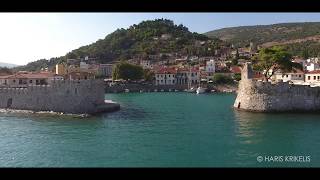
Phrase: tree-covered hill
[{"left": 15, "top": 19, "right": 226, "bottom": 72}]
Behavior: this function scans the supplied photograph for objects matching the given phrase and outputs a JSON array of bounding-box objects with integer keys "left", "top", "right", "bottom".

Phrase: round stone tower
[{"left": 241, "top": 63, "right": 253, "bottom": 80}]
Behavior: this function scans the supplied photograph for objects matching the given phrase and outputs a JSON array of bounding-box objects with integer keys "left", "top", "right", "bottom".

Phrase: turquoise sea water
[{"left": 0, "top": 92, "right": 320, "bottom": 167}]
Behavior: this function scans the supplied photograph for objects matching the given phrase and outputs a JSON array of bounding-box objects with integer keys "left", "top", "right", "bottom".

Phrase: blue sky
[{"left": 1, "top": 13, "right": 320, "bottom": 65}]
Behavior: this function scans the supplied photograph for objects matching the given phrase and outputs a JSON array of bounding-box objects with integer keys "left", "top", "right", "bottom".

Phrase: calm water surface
[{"left": 0, "top": 92, "right": 319, "bottom": 167}]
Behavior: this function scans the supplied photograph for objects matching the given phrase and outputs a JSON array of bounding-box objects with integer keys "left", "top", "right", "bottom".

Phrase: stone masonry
[
  {"left": 234, "top": 63, "right": 320, "bottom": 112},
  {"left": 0, "top": 80, "right": 111, "bottom": 114}
]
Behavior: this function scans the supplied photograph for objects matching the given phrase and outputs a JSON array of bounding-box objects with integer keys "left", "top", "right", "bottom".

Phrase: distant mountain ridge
[
  {"left": 204, "top": 22, "right": 320, "bottom": 47},
  {"left": 0, "top": 62, "right": 18, "bottom": 68},
  {"left": 204, "top": 22, "right": 320, "bottom": 57}
]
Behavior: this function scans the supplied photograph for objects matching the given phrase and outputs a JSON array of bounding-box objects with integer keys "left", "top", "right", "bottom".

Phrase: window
[
  {"left": 314, "top": 76, "right": 316, "bottom": 80},
  {"left": 308, "top": 76, "right": 311, "bottom": 80},
  {"left": 168, "top": 75, "right": 170, "bottom": 78},
  {"left": 318, "top": 76, "right": 320, "bottom": 80},
  {"left": 172, "top": 80, "right": 175, "bottom": 83},
  {"left": 29, "top": 80, "right": 33, "bottom": 83},
  {"left": 13, "top": 80, "right": 16, "bottom": 83},
  {"left": 286, "top": 75, "right": 288, "bottom": 78},
  {"left": 299, "top": 75, "right": 301, "bottom": 78},
  {"left": 19, "top": 79, "right": 22, "bottom": 84}
]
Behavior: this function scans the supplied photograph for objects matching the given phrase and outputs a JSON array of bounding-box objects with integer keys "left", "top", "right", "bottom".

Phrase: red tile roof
[
  {"left": 155, "top": 67, "right": 177, "bottom": 74},
  {"left": 0, "top": 72, "right": 55, "bottom": 79},
  {"left": 253, "top": 72, "right": 264, "bottom": 79},
  {"left": 230, "top": 66, "right": 242, "bottom": 73},
  {"left": 306, "top": 70, "right": 320, "bottom": 74},
  {"left": 176, "top": 67, "right": 199, "bottom": 73}
]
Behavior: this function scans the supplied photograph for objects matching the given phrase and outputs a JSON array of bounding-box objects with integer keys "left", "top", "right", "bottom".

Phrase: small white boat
[
  {"left": 187, "top": 87, "right": 196, "bottom": 93},
  {"left": 139, "top": 90, "right": 144, "bottom": 93},
  {"left": 196, "top": 87, "right": 206, "bottom": 94},
  {"left": 168, "top": 89, "right": 172, "bottom": 92},
  {"left": 175, "top": 89, "right": 179, "bottom": 92},
  {"left": 160, "top": 89, "right": 164, "bottom": 92},
  {"left": 125, "top": 89, "right": 130, "bottom": 93},
  {"left": 154, "top": 89, "right": 158, "bottom": 92}
]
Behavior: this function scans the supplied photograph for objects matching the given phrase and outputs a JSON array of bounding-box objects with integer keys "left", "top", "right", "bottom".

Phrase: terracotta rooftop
[
  {"left": 0, "top": 72, "right": 55, "bottom": 79},
  {"left": 155, "top": 67, "right": 177, "bottom": 74},
  {"left": 306, "top": 70, "right": 320, "bottom": 74},
  {"left": 230, "top": 66, "right": 242, "bottom": 74}
]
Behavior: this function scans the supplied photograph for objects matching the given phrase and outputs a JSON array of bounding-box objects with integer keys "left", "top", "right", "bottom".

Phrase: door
[{"left": 7, "top": 98, "right": 12, "bottom": 108}]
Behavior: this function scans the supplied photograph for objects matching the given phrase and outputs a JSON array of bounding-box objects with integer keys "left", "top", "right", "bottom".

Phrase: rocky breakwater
[{"left": 234, "top": 63, "right": 320, "bottom": 112}]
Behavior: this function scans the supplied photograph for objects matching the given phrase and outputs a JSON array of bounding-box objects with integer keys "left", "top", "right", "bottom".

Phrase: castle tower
[{"left": 241, "top": 63, "right": 253, "bottom": 80}]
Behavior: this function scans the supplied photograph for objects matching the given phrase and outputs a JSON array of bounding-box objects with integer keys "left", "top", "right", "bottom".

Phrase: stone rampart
[
  {"left": 234, "top": 63, "right": 320, "bottom": 112},
  {"left": 0, "top": 80, "right": 107, "bottom": 114}
]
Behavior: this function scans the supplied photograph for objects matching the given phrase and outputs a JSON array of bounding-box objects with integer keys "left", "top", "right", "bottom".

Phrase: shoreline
[
  {"left": 105, "top": 83, "right": 238, "bottom": 93},
  {"left": 0, "top": 108, "right": 91, "bottom": 118}
]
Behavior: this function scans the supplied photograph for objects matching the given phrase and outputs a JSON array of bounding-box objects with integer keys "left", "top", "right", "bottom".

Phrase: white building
[
  {"left": 49, "top": 74, "right": 64, "bottom": 82},
  {"left": 205, "top": 59, "right": 215, "bottom": 76},
  {"left": 306, "top": 62, "right": 320, "bottom": 71},
  {"left": 305, "top": 70, "right": 320, "bottom": 84},
  {"left": 98, "top": 64, "right": 113, "bottom": 77},
  {"left": 273, "top": 70, "right": 305, "bottom": 84},
  {"left": 155, "top": 67, "right": 177, "bottom": 85},
  {"left": 176, "top": 67, "right": 200, "bottom": 85},
  {"left": 140, "top": 60, "right": 153, "bottom": 69},
  {"left": 80, "top": 62, "right": 89, "bottom": 69}
]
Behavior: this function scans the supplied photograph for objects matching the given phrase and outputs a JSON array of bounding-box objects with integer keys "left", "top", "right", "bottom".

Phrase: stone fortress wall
[
  {"left": 234, "top": 63, "right": 320, "bottom": 112},
  {"left": 0, "top": 80, "right": 108, "bottom": 114}
]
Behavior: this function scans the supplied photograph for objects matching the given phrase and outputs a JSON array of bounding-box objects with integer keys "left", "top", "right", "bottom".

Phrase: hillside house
[{"left": 155, "top": 67, "right": 177, "bottom": 85}]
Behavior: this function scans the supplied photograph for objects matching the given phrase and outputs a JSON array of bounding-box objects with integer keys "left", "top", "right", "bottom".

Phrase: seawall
[
  {"left": 0, "top": 80, "right": 119, "bottom": 114},
  {"left": 233, "top": 79, "right": 320, "bottom": 112}
]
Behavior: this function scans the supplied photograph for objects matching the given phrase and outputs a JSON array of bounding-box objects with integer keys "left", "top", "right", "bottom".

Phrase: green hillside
[{"left": 15, "top": 19, "right": 226, "bottom": 72}]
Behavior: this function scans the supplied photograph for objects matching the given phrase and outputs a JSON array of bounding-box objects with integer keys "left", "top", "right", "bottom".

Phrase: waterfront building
[
  {"left": 205, "top": 59, "right": 215, "bottom": 76},
  {"left": 155, "top": 67, "right": 177, "bottom": 85},
  {"left": 80, "top": 62, "right": 89, "bottom": 70},
  {"left": 273, "top": 69, "right": 305, "bottom": 84},
  {"left": 305, "top": 70, "right": 320, "bottom": 84},
  {"left": 66, "top": 70, "right": 95, "bottom": 80},
  {"left": 49, "top": 74, "right": 64, "bottom": 82},
  {"left": 0, "top": 72, "right": 55, "bottom": 87},
  {"left": 98, "top": 64, "right": 113, "bottom": 77},
  {"left": 176, "top": 67, "right": 199, "bottom": 85}
]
